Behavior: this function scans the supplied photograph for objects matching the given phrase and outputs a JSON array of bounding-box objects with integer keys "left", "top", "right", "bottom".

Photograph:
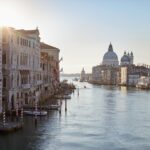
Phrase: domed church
[
  {"left": 92, "top": 43, "right": 135, "bottom": 85},
  {"left": 120, "top": 51, "right": 134, "bottom": 66},
  {"left": 102, "top": 43, "right": 119, "bottom": 66}
]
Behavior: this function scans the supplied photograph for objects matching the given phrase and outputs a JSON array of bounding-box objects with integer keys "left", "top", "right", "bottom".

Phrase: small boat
[
  {"left": 0, "top": 122, "right": 23, "bottom": 133},
  {"left": 24, "top": 110, "right": 47, "bottom": 116},
  {"left": 50, "top": 104, "right": 61, "bottom": 110},
  {"left": 63, "top": 95, "right": 71, "bottom": 99}
]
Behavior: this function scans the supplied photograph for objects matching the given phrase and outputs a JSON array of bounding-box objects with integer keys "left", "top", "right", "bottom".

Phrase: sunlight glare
[{"left": 0, "top": 1, "right": 20, "bottom": 27}]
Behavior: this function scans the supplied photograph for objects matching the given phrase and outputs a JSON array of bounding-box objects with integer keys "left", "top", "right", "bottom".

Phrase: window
[
  {"left": 3, "top": 78, "right": 6, "bottom": 88},
  {"left": 29, "top": 41, "right": 31, "bottom": 47},
  {"left": 2, "top": 53, "right": 6, "bottom": 64},
  {"left": 20, "top": 38, "right": 22, "bottom": 45},
  {"left": 17, "top": 37, "right": 19, "bottom": 44}
]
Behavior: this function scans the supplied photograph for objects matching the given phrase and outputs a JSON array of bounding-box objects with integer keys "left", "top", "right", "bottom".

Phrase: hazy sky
[{"left": 0, "top": 0, "right": 150, "bottom": 73}]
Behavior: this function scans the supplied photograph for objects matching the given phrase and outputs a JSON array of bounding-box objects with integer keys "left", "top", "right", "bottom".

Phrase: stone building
[
  {"left": 0, "top": 26, "right": 61, "bottom": 113},
  {"left": 0, "top": 28, "right": 2, "bottom": 113},
  {"left": 80, "top": 68, "right": 91, "bottom": 82},
  {"left": 1, "top": 27, "right": 42, "bottom": 111},
  {"left": 120, "top": 65, "right": 149, "bottom": 86},
  {"left": 137, "top": 76, "right": 150, "bottom": 89},
  {"left": 40, "top": 42, "right": 60, "bottom": 100},
  {"left": 92, "top": 43, "right": 119, "bottom": 85},
  {"left": 91, "top": 43, "right": 148, "bottom": 87}
]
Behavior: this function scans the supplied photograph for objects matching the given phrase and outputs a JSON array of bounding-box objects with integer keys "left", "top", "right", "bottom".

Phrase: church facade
[
  {"left": 92, "top": 43, "right": 120, "bottom": 85},
  {"left": 92, "top": 43, "right": 150, "bottom": 86},
  {"left": 92, "top": 43, "right": 134, "bottom": 85}
]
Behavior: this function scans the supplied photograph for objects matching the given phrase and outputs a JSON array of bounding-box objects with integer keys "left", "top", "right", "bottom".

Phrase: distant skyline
[{"left": 0, "top": 0, "right": 150, "bottom": 73}]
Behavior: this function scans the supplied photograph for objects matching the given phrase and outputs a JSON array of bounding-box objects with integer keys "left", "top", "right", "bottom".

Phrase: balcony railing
[
  {"left": 36, "top": 80, "right": 43, "bottom": 85},
  {"left": 21, "top": 84, "right": 31, "bottom": 89}
]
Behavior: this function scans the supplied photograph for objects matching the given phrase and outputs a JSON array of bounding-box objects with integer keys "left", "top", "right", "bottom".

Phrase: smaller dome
[{"left": 121, "top": 55, "right": 130, "bottom": 62}]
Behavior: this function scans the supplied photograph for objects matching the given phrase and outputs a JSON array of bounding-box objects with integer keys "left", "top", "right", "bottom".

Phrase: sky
[{"left": 0, "top": 0, "right": 150, "bottom": 73}]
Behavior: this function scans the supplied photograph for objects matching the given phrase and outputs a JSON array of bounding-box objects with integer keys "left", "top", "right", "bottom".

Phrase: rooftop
[{"left": 40, "top": 42, "right": 59, "bottom": 51}]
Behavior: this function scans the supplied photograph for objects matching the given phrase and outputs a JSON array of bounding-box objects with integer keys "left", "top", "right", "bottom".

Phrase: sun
[{"left": 0, "top": 1, "right": 20, "bottom": 27}]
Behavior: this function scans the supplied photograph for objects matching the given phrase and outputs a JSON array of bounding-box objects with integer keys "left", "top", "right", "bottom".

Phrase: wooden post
[
  {"left": 77, "top": 88, "right": 79, "bottom": 97},
  {"left": 16, "top": 102, "right": 19, "bottom": 121},
  {"left": 21, "top": 107, "right": 23, "bottom": 124},
  {"left": 35, "top": 101, "right": 37, "bottom": 125},
  {"left": 59, "top": 100, "right": 61, "bottom": 115},
  {"left": 3, "top": 111, "right": 5, "bottom": 127},
  {"left": 65, "top": 99, "right": 67, "bottom": 111}
]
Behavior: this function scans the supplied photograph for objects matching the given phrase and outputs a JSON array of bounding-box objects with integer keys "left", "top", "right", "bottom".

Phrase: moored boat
[{"left": 24, "top": 110, "right": 47, "bottom": 116}]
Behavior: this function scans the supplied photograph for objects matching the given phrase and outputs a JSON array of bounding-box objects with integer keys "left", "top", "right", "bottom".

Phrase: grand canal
[{"left": 0, "top": 77, "right": 150, "bottom": 150}]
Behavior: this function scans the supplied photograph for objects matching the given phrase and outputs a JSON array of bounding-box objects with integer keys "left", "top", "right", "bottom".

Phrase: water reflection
[{"left": 0, "top": 78, "right": 150, "bottom": 150}]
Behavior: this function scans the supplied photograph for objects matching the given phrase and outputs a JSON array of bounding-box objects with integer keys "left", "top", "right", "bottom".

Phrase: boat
[
  {"left": 0, "top": 122, "right": 23, "bottom": 133},
  {"left": 24, "top": 110, "right": 47, "bottom": 116},
  {"left": 63, "top": 95, "right": 71, "bottom": 99},
  {"left": 50, "top": 104, "right": 61, "bottom": 110}
]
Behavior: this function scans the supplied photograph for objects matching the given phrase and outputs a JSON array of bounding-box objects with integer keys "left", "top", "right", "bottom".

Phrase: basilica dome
[
  {"left": 102, "top": 43, "right": 119, "bottom": 66},
  {"left": 120, "top": 51, "right": 133, "bottom": 66},
  {"left": 121, "top": 54, "right": 130, "bottom": 62}
]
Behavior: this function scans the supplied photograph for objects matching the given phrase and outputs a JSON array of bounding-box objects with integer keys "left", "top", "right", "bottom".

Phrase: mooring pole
[
  {"left": 65, "top": 99, "right": 67, "bottom": 111},
  {"left": 59, "top": 99, "right": 61, "bottom": 115},
  {"left": 3, "top": 111, "right": 5, "bottom": 127},
  {"left": 77, "top": 88, "right": 79, "bottom": 97},
  {"left": 16, "top": 102, "right": 19, "bottom": 121},
  {"left": 35, "top": 101, "right": 37, "bottom": 125},
  {"left": 21, "top": 106, "right": 23, "bottom": 124}
]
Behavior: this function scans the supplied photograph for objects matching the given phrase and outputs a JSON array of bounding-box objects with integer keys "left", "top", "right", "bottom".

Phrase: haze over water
[{"left": 0, "top": 77, "right": 150, "bottom": 150}]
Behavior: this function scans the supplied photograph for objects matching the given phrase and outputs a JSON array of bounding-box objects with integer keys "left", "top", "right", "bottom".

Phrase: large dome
[{"left": 102, "top": 43, "right": 119, "bottom": 66}]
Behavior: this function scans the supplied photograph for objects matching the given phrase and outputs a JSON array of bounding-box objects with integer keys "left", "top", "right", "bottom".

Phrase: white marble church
[{"left": 92, "top": 43, "right": 134, "bottom": 85}]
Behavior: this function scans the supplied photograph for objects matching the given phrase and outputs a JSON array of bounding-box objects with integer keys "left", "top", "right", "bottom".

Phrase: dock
[
  {"left": 0, "top": 122, "right": 23, "bottom": 133},
  {"left": 23, "top": 104, "right": 61, "bottom": 111}
]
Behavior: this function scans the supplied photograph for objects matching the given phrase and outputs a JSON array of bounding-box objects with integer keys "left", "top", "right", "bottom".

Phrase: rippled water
[{"left": 0, "top": 78, "right": 150, "bottom": 150}]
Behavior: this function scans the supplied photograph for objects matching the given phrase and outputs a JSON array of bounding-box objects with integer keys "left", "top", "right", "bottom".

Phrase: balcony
[
  {"left": 36, "top": 80, "right": 43, "bottom": 85},
  {"left": 18, "top": 65, "right": 31, "bottom": 70},
  {"left": 21, "top": 84, "right": 31, "bottom": 89}
]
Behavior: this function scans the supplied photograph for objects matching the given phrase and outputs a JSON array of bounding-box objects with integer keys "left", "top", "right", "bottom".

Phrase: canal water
[{"left": 0, "top": 77, "right": 150, "bottom": 150}]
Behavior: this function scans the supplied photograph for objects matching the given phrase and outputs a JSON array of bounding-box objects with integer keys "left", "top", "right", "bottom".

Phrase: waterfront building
[
  {"left": 0, "top": 27, "right": 60, "bottom": 112},
  {"left": 92, "top": 43, "right": 119, "bottom": 85},
  {"left": 40, "top": 42, "right": 60, "bottom": 98},
  {"left": 80, "top": 68, "right": 86, "bottom": 82},
  {"left": 136, "top": 76, "right": 150, "bottom": 89},
  {"left": 0, "top": 28, "right": 2, "bottom": 113},
  {"left": 80, "top": 68, "right": 92, "bottom": 82},
  {"left": 120, "top": 65, "right": 149, "bottom": 86},
  {"left": 91, "top": 43, "right": 150, "bottom": 87},
  {"left": 1, "top": 27, "right": 42, "bottom": 111}
]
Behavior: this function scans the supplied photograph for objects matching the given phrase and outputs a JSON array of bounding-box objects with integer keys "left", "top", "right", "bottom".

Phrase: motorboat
[{"left": 24, "top": 110, "right": 47, "bottom": 116}]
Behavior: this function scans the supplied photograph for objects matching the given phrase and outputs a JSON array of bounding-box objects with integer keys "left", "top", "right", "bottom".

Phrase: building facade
[
  {"left": 0, "top": 27, "right": 60, "bottom": 112},
  {"left": 92, "top": 43, "right": 149, "bottom": 87},
  {"left": 120, "top": 65, "right": 149, "bottom": 86},
  {"left": 40, "top": 42, "right": 60, "bottom": 100},
  {"left": 0, "top": 28, "right": 2, "bottom": 113},
  {"left": 2, "top": 27, "right": 42, "bottom": 110},
  {"left": 92, "top": 43, "right": 119, "bottom": 85}
]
